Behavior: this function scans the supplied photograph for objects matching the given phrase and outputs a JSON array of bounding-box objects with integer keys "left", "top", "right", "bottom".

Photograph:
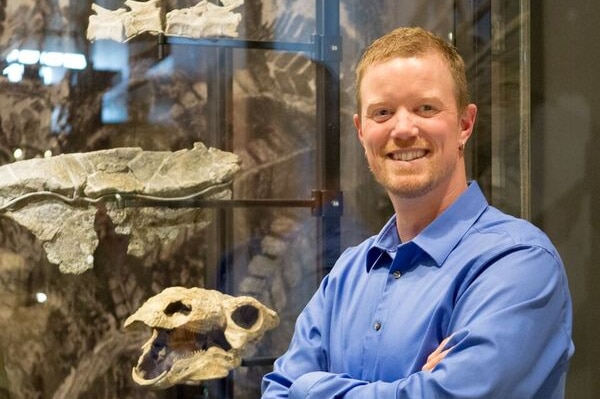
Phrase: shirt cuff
[{"left": 289, "top": 371, "right": 332, "bottom": 399}]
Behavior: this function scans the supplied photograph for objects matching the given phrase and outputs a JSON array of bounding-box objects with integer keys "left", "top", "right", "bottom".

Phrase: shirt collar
[
  {"left": 366, "top": 216, "right": 399, "bottom": 271},
  {"left": 366, "top": 181, "right": 488, "bottom": 272}
]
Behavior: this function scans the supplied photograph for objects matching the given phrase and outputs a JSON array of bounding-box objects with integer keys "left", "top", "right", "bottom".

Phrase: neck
[{"left": 390, "top": 180, "right": 468, "bottom": 243}]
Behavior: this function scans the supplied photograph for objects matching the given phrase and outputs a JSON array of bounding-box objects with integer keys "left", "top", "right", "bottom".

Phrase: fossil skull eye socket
[
  {"left": 231, "top": 304, "right": 259, "bottom": 329},
  {"left": 164, "top": 300, "right": 191, "bottom": 316}
]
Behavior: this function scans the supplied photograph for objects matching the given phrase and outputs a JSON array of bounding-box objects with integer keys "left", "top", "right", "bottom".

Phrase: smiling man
[{"left": 261, "top": 27, "right": 574, "bottom": 399}]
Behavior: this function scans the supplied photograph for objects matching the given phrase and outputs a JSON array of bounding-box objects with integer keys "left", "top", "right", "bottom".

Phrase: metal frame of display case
[
  {"left": 145, "top": 1, "right": 342, "bottom": 397},
  {"left": 154, "top": 0, "right": 342, "bottom": 280}
]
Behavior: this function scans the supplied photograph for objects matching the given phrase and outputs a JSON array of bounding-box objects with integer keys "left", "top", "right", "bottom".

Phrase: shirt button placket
[{"left": 373, "top": 321, "right": 382, "bottom": 331}]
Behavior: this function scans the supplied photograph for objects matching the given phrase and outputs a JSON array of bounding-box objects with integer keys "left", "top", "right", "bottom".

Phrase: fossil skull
[{"left": 124, "top": 286, "right": 279, "bottom": 389}]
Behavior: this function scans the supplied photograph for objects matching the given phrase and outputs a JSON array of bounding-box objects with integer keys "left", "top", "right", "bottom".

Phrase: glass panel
[
  {"left": 453, "top": 0, "right": 530, "bottom": 219},
  {"left": 529, "top": 2, "right": 599, "bottom": 397},
  {"left": 3, "top": 0, "right": 592, "bottom": 398},
  {"left": 489, "top": 0, "right": 530, "bottom": 218},
  {"left": 1, "top": 2, "right": 321, "bottom": 398}
]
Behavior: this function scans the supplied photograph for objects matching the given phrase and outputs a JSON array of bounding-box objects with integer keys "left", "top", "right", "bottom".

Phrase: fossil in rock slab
[
  {"left": 124, "top": 286, "right": 279, "bottom": 389},
  {"left": 0, "top": 142, "right": 240, "bottom": 274},
  {"left": 165, "top": 0, "right": 244, "bottom": 38}
]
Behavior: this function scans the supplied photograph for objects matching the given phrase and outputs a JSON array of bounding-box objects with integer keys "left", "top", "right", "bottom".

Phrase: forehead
[
  {"left": 360, "top": 53, "right": 456, "bottom": 99},
  {"left": 364, "top": 52, "right": 451, "bottom": 81}
]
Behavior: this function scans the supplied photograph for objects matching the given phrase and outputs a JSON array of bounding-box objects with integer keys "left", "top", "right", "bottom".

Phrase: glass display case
[{"left": 0, "top": 1, "right": 533, "bottom": 398}]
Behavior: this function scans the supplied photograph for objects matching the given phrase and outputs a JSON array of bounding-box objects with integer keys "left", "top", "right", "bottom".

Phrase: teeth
[{"left": 391, "top": 150, "right": 426, "bottom": 161}]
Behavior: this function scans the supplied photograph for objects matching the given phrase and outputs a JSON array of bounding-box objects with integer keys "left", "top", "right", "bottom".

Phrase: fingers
[
  {"left": 422, "top": 347, "right": 451, "bottom": 371},
  {"left": 422, "top": 335, "right": 453, "bottom": 372}
]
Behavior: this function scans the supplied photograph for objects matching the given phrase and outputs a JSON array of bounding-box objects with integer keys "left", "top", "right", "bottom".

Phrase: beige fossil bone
[
  {"left": 87, "top": 3, "right": 129, "bottom": 42},
  {"left": 87, "top": 0, "right": 163, "bottom": 42},
  {"left": 88, "top": 0, "right": 244, "bottom": 42},
  {"left": 124, "top": 286, "right": 279, "bottom": 389},
  {"left": 123, "top": 0, "right": 163, "bottom": 39},
  {"left": 0, "top": 142, "right": 240, "bottom": 274},
  {"left": 165, "top": 0, "right": 244, "bottom": 38}
]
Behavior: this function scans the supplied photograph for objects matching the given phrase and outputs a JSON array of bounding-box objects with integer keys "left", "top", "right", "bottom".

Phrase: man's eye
[
  {"left": 372, "top": 109, "right": 392, "bottom": 120},
  {"left": 416, "top": 104, "right": 438, "bottom": 116}
]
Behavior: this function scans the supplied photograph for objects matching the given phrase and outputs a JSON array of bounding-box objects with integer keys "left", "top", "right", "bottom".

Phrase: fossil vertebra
[
  {"left": 124, "top": 286, "right": 279, "bottom": 388},
  {"left": 165, "top": 0, "right": 244, "bottom": 39},
  {"left": 87, "top": 0, "right": 244, "bottom": 42},
  {"left": 87, "top": 0, "right": 163, "bottom": 42}
]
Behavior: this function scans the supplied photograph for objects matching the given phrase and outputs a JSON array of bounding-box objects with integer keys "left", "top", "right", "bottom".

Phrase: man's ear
[
  {"left": 459, "top": 103, "right": 477, "bottom": 144},
  {"left": 354, "top": 113, "right": 365, "bottom": 147}
]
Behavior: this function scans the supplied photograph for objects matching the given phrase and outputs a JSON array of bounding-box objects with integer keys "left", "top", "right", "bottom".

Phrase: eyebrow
[
  {"left": 363, "top": 102, "right": 390, "bottom": 115},
  {"left": 415, "top": 95, "right": 443, "bottom": 104}
]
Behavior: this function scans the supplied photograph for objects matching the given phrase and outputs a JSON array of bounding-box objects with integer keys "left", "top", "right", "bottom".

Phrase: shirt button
[
  {"left": 393, "top": 270, "right": 401, "bottom": 279},
  {"left": 374, "top": 321, "right": 382, "bottom": 331}
]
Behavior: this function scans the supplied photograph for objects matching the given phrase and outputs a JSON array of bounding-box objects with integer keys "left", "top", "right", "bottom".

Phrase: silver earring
[{"left": 458, "top": 142, "right": 465, "bottom": 151}]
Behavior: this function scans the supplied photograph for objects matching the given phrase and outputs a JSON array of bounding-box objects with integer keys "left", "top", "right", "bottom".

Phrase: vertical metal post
[
  {"left": 206, "top": 45, "right": 235, "bottom": 399},
  {"left": 314, "top": 0, "right": 342, "bottom": 280},
  {"left": 205, "top": 45, "right": 235, "bottom": 292},
  {"left": 518, "top": 0, "right": 531, "bottom": 220},
  {"left": 454, "top": 0, "right": 493, "bottom": 200}
]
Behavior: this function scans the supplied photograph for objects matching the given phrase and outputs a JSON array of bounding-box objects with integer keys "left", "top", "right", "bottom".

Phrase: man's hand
[{"left": 422, "top": 336, "right": 453, "bottom": 371}]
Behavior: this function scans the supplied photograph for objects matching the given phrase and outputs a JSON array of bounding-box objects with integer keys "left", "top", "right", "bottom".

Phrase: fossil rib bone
[
  {"left": 124, "top": 286, "right": 279, "bottom": 389},
  {"left": 0, "top": 143, "right": 240, "bottom": 274}
]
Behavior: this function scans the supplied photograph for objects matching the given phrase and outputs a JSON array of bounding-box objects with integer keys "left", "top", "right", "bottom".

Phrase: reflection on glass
[{"left": 0, "top": 1, "right": 533, "bottom": 398}]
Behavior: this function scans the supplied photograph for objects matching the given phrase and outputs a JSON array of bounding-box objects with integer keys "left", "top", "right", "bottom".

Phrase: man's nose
[{"left": 390, "top": 109, "right": 418, "bottom": 139}]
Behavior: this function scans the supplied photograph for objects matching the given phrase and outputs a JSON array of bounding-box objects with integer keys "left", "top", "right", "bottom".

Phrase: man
[{"left": 261, "top": 27, "right": 574, "bottom": 398}]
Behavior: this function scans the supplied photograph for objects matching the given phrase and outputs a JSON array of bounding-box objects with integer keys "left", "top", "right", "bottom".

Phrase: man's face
[{"left": 353, "top": 52, "right": 476, "bottom": 201}]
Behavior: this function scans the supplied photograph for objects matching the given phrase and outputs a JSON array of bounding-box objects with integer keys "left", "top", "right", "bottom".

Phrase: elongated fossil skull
[{"left": 124, "top": 287, "right": 279, "bottom": 389}]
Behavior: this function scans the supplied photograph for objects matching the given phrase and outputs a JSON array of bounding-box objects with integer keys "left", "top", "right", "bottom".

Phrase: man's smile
[{"left": 388, "top": 149, "right": 428, "bottom": 162}]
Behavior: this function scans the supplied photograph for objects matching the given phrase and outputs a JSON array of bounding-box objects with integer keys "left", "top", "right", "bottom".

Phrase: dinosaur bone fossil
[
  {"left": 124, "top": 286, "right": 279, "bottom": 389},
  {"left": 0, "top": 142, "right": 240, "bottom": 274},
  {"left": 87, "top": 0, "right": 244, "bottom": 42},
  {"left": 87, "top": 0, "right": 163, "bottom": 42},
  {"left": 166, "top": 0, "right": 243, "bottom": 38}
]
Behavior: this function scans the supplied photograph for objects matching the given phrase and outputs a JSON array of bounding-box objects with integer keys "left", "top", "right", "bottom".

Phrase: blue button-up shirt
[{"left": 262, "top": 182, "right": 574, "bottom": 398}]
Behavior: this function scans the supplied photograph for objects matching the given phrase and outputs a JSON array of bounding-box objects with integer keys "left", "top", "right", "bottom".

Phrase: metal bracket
[
  {"left": 311, "top": 34, "right": 342, "bottom": 62},
  {"left": 311, "top": 189, "right": 343, "bottom": 217}
]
